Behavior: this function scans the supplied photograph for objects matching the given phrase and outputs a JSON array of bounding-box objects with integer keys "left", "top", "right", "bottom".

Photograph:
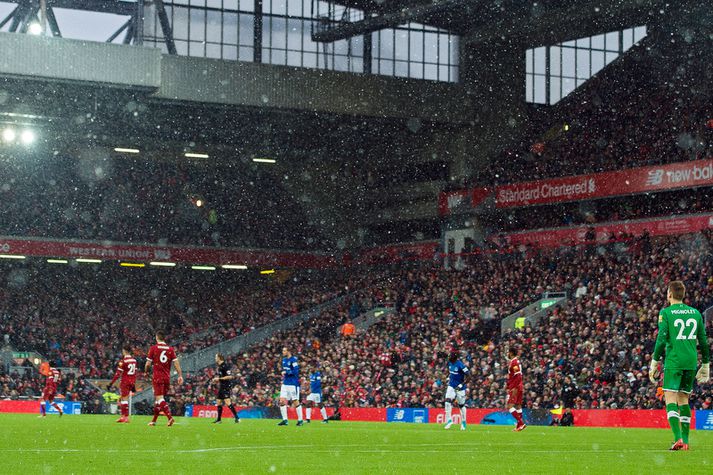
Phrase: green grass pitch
[{"left": 1, "top": 414, "right": 711, "bottom": 474}]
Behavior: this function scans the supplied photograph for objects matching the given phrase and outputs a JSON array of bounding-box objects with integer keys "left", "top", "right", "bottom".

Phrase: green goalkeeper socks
[
  {"left": 666, "top": 403, "right": 681, "bottom": 441},
  {"left": 679, "top": 404, "right": 691, "bottom": 444}
]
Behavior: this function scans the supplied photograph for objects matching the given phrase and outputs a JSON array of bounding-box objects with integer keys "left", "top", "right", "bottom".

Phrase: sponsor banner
[
  {"left": 0, "top": 400, "right": 40, "bottom": 413},
  {"left": 0, "top": 400, "right": 81, "bottom": 414},
  {"left": 184, "top": 404, "right": 334, "bottom": 420},
  {"left": 695, "top": 410, "right": 713, "bottom": 430},
  {"left": 429, "top": 408, "right": 493, "bottom": 425},
  {"left": 496, "top": 158, "right": 713, "bottom": 208},
  {"left": 340, "top": 407, "right": 387, "bottom": 422},
  {"left": 45, "top": 401, "right": 82, "bottom": 415},
  {"left": 504, "top": 213, "right": 713, "bottom": 249},
  {"left": 570, "top": 409, "right": 699, "bottom": 429},
  {"left": 386, "top": 408, "right": 429, "bottom": 423},
  {"left": 0, "top": 237, "right": 335, "bottom": 269},
  {"left": 438, "top": 188, "right": 491, "bottom": 216}
]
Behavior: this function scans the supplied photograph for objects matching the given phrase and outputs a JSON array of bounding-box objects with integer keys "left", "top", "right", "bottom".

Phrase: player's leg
[
  {"left": 677, "top": 371, "right": 695, "bottom": 449},
  {"left": 39, "top": 396, "right": 46, "bottom": 417},
  {"left": 444, "top": 386, "right": 455, "bottom": 428},
  {"left": 226, "top": 398, "right": 240, "bottom": 422},
  {"left": 663, "top": 369, "right": 683, "bottom": 448},
  {"left": 319, "top": 399, "right": 328, "bottom": 422},
  {"left": 456, "top": 391, "right": 467, "bottom": 430},
  {"left": 294, "top": 394, "right": 304, "bottom": 426},
  {"left": 278, "top": 385, "right": 290, "bottom": 425},
  {"left": 214, "top": 401, "right": 224, "bottom": 423},
  {"left": 47, "top": 393, "right": 62, "bottom": 416}
]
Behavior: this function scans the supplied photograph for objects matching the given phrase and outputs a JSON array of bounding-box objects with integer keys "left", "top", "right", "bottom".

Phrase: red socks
[{"left": 159, "top": 400, "right": 172, "bottom": 419}]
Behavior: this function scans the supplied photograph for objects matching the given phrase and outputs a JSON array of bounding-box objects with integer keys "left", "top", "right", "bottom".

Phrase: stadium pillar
[{"left": 454, "top": 36, "right": 528, "bottom": 182}]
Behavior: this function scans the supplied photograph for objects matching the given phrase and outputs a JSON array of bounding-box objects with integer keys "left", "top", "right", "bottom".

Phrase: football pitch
[{"left": 1, "top": 414, "right": 712, "bottom": 474}]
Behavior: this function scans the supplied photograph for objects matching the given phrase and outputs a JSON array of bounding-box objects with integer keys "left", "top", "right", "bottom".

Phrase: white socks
[
  {"left": 460, "top": 406, "right": 467, "bottom": 423},
  {"left": 320, "top": 407, "right": 328, "bottom": 420},
  {"left": 280, "top": 405, "right": 288, "bottom": 420},
  {"left": 445, "top": 402, "right": 453, "bottom": 420},
  {"left": 296, "top": 405, "right": 303, "bottom": 421},
  {"left": 306, "top": 408, "right": 312, "bottom": 420}
]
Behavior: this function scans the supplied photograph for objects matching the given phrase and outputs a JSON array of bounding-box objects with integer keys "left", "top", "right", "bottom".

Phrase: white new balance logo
[
  {"left": 447, "top": 195, "right": 464, "bottom": 209},
  {"left": 646, "top": 170, "right": 664, "bottom": 186},
  {"left": 394, "top": 410, "right": 405, "bottom": 420}
]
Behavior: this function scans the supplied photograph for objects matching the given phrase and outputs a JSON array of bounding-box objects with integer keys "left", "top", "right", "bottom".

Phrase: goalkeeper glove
[
  {"left": 649, "top": 359, "right": 660, "bottom": 384},
  {"left": 696, "top": 363, "right": 710, "bottom": 384}
]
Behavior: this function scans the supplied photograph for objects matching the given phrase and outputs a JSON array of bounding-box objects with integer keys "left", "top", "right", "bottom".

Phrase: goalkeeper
[{"left": 649, "top": 281, "right": 710, "bottom": 451}]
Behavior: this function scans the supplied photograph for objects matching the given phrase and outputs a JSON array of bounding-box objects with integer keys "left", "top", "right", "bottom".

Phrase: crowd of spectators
[
  {"left": 0, "top": 154, "right": 327, "bottom": 250},
  {"left": 467, "top": 37, "right": 712, "bottom": 188},
  {"left": 177, "top": 230, "right": 713, "bottom": 412},
  {"left": 0, "top": 265, "right": 362, "bottom": 399}
]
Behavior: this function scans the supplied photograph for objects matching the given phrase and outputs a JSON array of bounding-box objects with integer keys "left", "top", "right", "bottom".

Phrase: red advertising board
[
  {"left": 0, "top": 237, "right": 336, "bottom": 269},
  {"left": 0, "top": 400, "right": 39, "bottom": 414},
  {"left": 357, "top": 241, "right": 440, "bottom": 265},
  {"left": 496, "top": 158, "right": 713, "bottom": 208},
  {"left": 504, "top": 213, "right": 713, "bottom": 249}
]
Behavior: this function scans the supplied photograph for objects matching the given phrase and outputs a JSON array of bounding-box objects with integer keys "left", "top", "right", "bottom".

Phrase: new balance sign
[
  {"left": 386, "top": 408, "right": 429, "bottom": 423},
  {"left": 695, "top": 410, "right": 713, "bottom": 430}
]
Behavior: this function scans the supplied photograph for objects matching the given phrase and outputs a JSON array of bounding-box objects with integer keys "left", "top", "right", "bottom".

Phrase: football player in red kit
[
  {"left": 507, "top": 347, "right": 526, "bottom": 431},
  {"left": 145, "top": 332, "right": 183, "bottom": 427},
  {"left": 108, "top": 345, "right": 138, "bottom": 423},
  {"left": 39, "top": 366, "right": 63, "bottom": 417}
]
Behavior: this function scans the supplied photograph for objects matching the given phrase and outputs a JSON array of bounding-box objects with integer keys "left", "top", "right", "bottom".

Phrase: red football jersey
[
  {"left": 117, "top": 355, "right": 138, "bottom": 384},
  {"left": 45, "top": 368, "right": 61, "bottom": 390},
  {"left": 507, "top": 357, "right": 523, "bottom": 389},
  {"left": 148, "top": 343, "right": 176, "bottom": 382}
]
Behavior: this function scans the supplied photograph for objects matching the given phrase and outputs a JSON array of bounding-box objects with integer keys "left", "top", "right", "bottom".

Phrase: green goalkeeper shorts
[{"left": 663, "top": 368, "right": 695, "bottom": 394}]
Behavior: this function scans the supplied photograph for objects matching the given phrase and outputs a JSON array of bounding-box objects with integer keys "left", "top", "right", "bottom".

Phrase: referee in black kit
[{"left": 212, "top": 353, "right": 240, "bottom": 423}]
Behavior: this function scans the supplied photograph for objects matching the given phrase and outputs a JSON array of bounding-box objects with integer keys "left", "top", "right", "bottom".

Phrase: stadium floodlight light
[
  {"left": 114, "top": 147, "right": 140, "bottom": 154},
  {"left": 252, "top": 158, "right": 276, "bottom": 164},
  {"left": 76, "top": 258, "right": 102, "bottom": 263},
  {"left": 20, "top": 130, "right": 35, "bottom": 145},
  {"left": 260, "top": 269, "right": 275, "bottom": 274},
  {"left": 222, "top": 264, "right": 248, "bottom": 270},
  {"left": 28, "top": 23, "right": 43, "bottom": 35},
  {"left": 191, "top": 265, "right": 216, "bottom": 271},
  {"left": 185, "top": 152, "right": 209, "bottom": 158},
  {"left": 2, "top": 128, "right": 16, "bottom": 143},
  {"left": 47, "top": 259, "right": 68, "bottom": 264},
  {"left": 120, "top": 262, "right": 145, "bottom": 268},
  {"left": 150, "top": 261, "right": 176, "bottom": 267},
  {"left": 0, "top": 254, "right": 26, "bottom": 259}
]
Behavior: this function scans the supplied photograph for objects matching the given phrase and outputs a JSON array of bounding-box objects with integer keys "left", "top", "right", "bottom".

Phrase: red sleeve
[
  {"left": 147, "top": 346, "right": 155, "bottom": 362},
  {"left": 169, "top": 347, "right": 177, "bottom": 362},
  {"left": 109, "top": 360, "right": 123, "bottom": 385}
]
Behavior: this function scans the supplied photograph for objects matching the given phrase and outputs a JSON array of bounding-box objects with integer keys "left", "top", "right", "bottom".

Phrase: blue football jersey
[
  {"left": 282, "top": 356, "right": 299, "bottom": 386},
  {"left": 448, "top": 360, "right": 469, "bottom": 388},
  {"left": 309, "top": 371, "right": 322, "bottom": 394}
]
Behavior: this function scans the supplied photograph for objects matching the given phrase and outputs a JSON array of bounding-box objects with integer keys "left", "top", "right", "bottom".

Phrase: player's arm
[
  {"left": 108, "top": 361, "right": 123, "bottom": 388},
  {"left": 696, "top": 315, "right": 710, "bottom": 383},
  {"left": 173, "top": 357, "right": 184, "bottom": 385},
  {"left": 457, "top": 365, "right": 470, "bottom": 390},
  {"left": 650, "top": 312, "right": 668, "bottom": 383}
]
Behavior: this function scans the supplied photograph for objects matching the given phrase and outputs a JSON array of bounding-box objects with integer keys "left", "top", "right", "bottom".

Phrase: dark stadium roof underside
[{"left": 318, "top": 0, "right": 690, "bottom": 43}]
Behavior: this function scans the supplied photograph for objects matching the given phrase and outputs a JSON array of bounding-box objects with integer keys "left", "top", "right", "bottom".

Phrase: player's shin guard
[
  {"left": 509, "top": 407, "right": 523, "bottom": 426},
  {"left": 216, "top": 405, "right": 223, "bottom": 421},
  {"left": 679, "top": 404, "right": 691, "bottom": 444},
  {"left": 320, "top": 407, "right": 328, "bottom": 420},
  {"left": 121, "top": 401, "right": 129, "bottom": 417},
  {"left": 279, "top": 404, "right": 288, "bottom": 421},
  {"left": 306, "top": 408, "right": 312, "bottom": 421},
  {"left": 460, "top": 406, "right": 467, "bottom": 424},
  {"left": 666, "top": 403, "right": 682, "bottom": 441},
  {"left": 152, "top": 404, "right": 160, "bottom": 423},
  {"left": 296, "top": 405, "right": 303, "bottom": 421},
  {"left": 159, "top": 400, "right": 172, "bottom": 419},
  {"left": 445, "top": 401, "right": 452, "bottom": 421}
]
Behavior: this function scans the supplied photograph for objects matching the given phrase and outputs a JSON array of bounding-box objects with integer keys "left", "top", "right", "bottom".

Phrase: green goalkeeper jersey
[{"left": 653, "top": 303, "right": 710, "bottom": 370}]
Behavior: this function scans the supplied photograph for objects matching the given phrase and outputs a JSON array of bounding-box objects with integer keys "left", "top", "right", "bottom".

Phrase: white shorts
[
  {"left": 445, "top": 385, "right": 466, "bottom": 405},
  {"left": 280, "top": 384, "right": 300, "bottom": 401},
  {"left": 306, "top": 393, "right": 322, "bottom": 404}
]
